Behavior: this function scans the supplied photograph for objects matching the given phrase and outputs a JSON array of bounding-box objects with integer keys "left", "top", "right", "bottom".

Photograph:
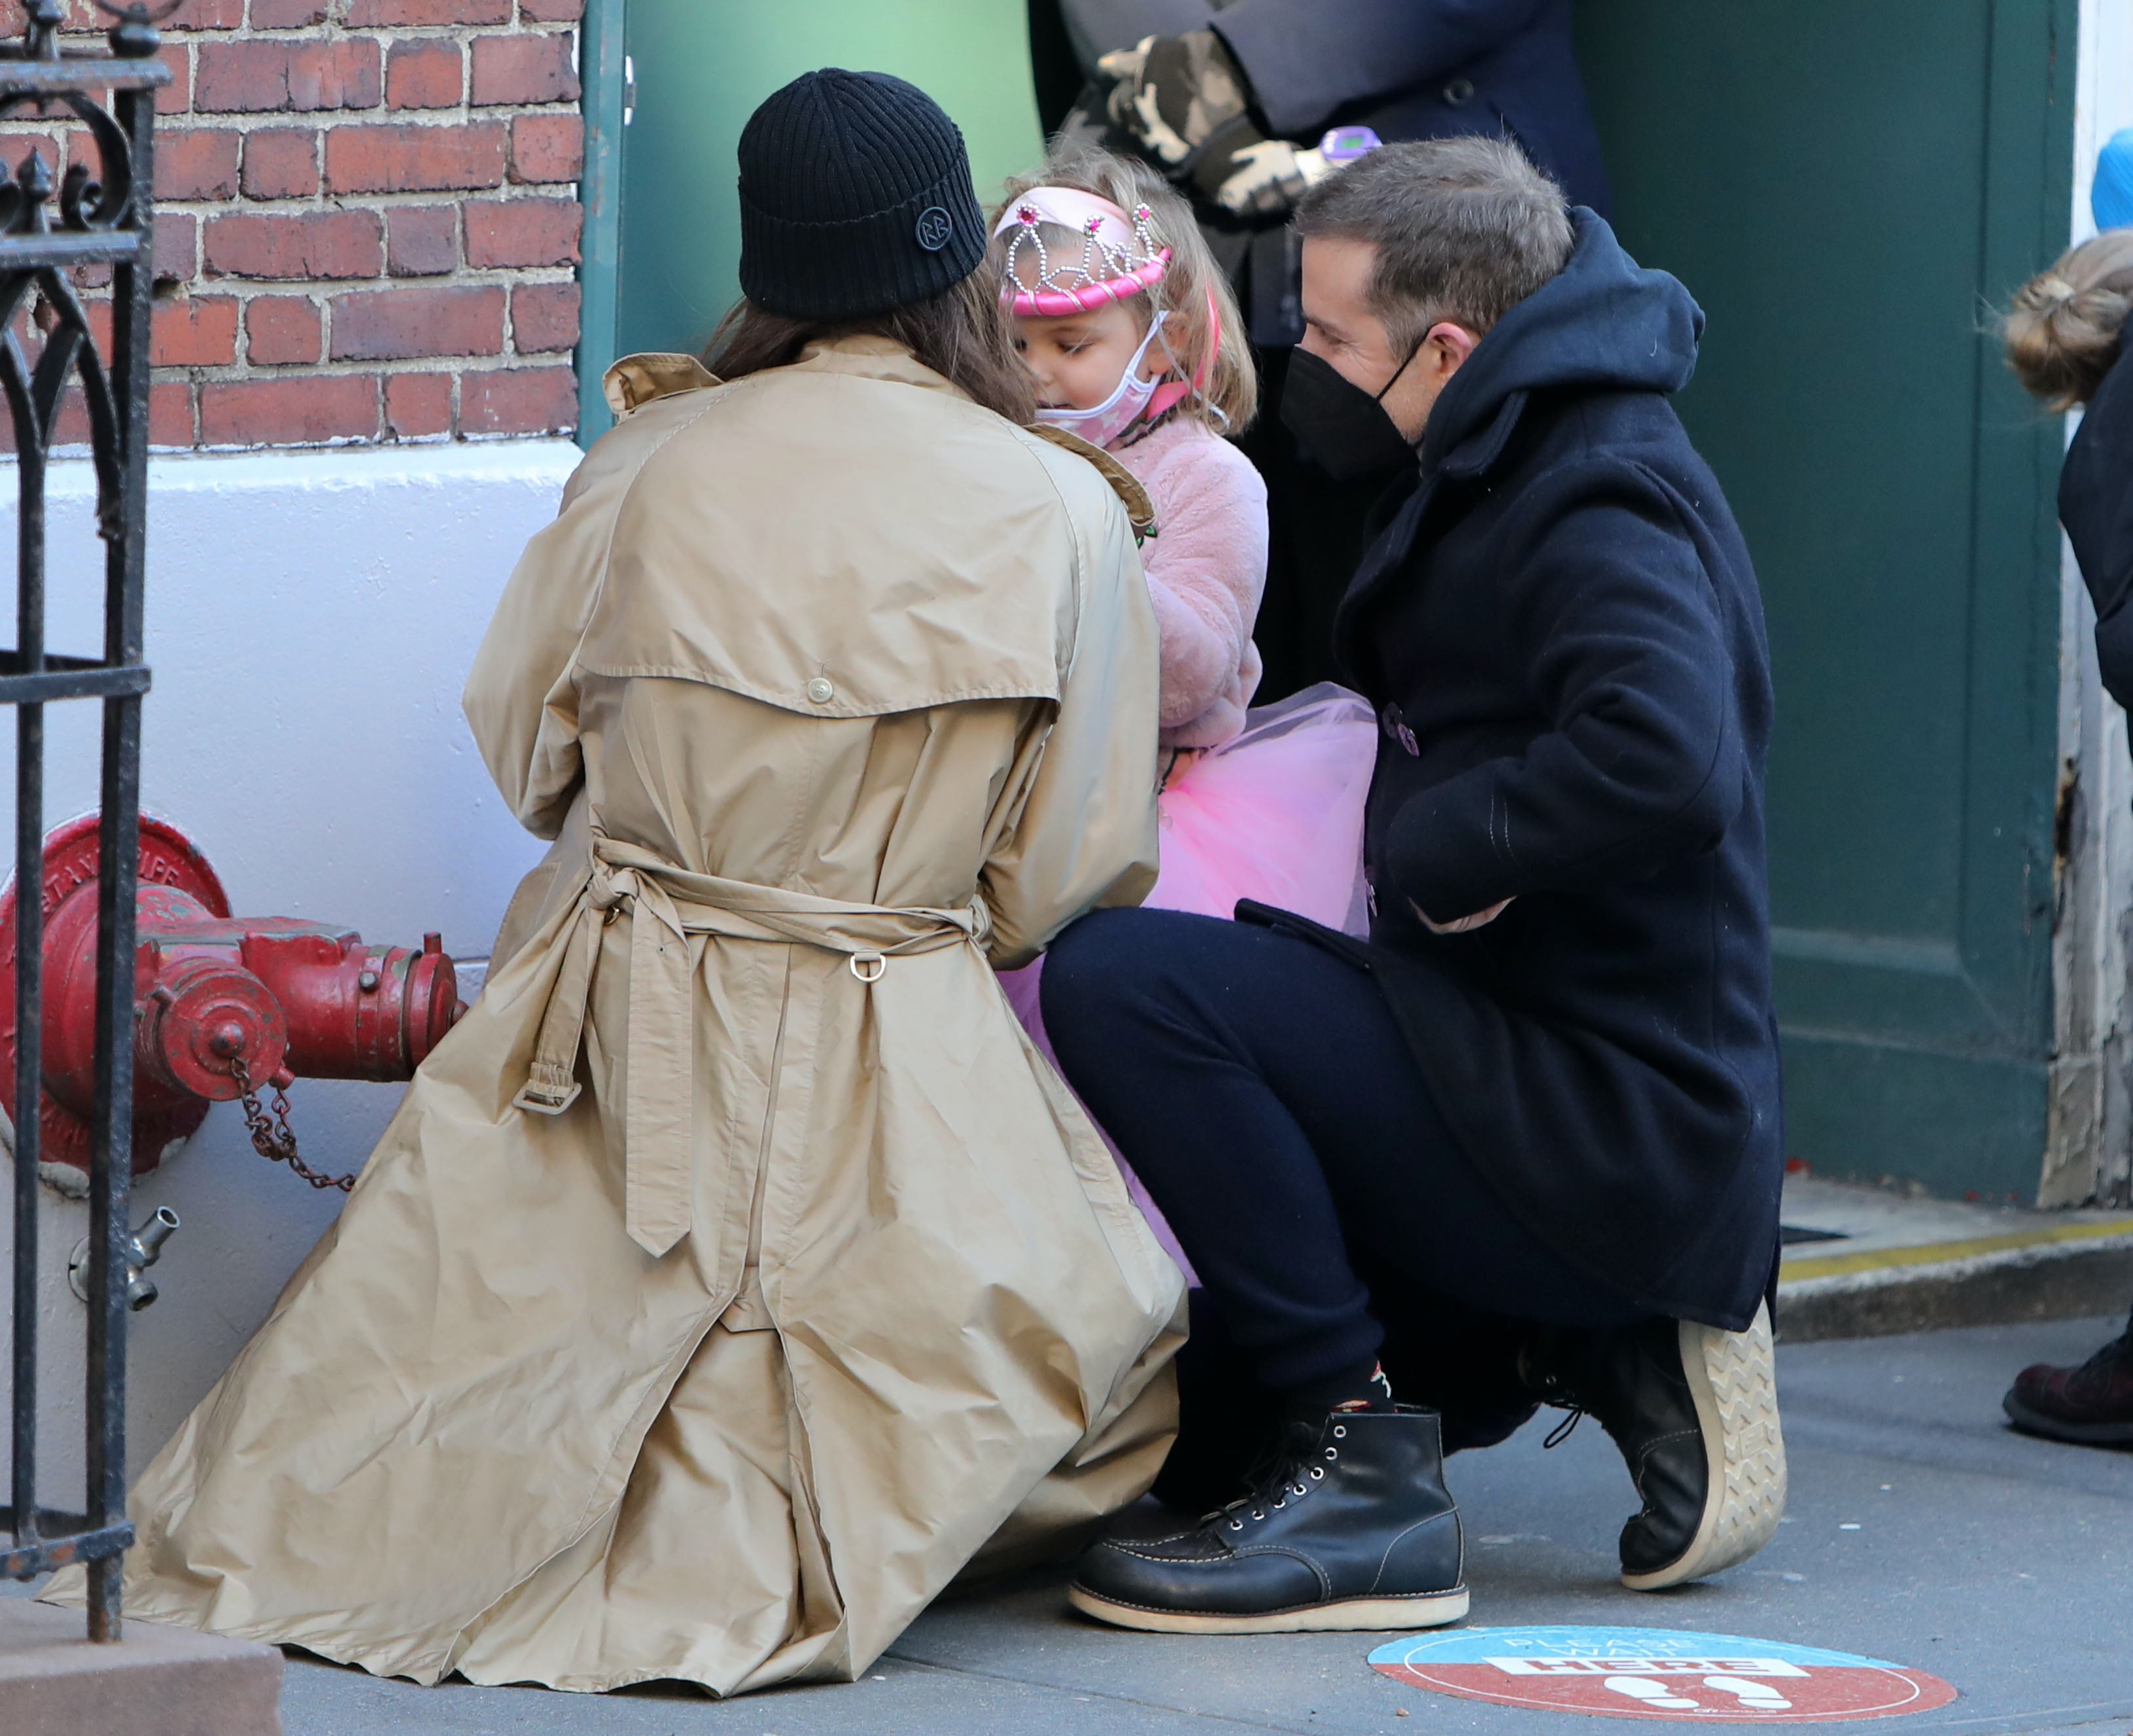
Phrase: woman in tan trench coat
[{"left": 48, "top": 71, "right": 1186, "bottom": 1694}]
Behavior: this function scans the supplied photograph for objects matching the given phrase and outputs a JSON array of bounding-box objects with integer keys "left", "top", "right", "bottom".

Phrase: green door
[
  {"left": 1574, "top": 1, "right": 2075, "bottom": 1199},
  {"left": 578, "top": 0, "right": 1045, "bottom": 441}
]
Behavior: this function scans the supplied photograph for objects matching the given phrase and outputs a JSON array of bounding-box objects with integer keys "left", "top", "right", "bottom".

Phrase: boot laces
[
  {"left": 1541, "top": 1407, "right": 1586, "bottom": 1450},
  {"left": 1218, "top": 1421, "right": 1342, "bottom": 1531},
  {"left": 1525, "top": 1337, "right": 1587, "bottom": 1446}
]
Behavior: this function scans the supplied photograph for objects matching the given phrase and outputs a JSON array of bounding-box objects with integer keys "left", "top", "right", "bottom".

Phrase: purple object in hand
[{"left": 1319, "top": 125, "right": 1383, "bottom": 165}]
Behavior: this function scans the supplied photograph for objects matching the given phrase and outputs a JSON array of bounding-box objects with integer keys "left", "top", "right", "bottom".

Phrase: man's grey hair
[{"left": 1292, "top": 135, "right": 1574, "bottom": 351}]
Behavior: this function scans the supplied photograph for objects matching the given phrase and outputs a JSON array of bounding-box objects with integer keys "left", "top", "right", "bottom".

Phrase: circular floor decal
[{"left": 1370, "top": 1627, "right": 1958, "bottom": 1722}]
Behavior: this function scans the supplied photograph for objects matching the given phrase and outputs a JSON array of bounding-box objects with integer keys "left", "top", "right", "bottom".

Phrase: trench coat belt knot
[{"left": 510, "top": 829, "right": 992, "bottom": 1257}]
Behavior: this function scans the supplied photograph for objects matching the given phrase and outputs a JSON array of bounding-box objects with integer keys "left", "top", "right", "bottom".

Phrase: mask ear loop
[
  {"left": 1146, "top": 284, "right": 1226, "bottom": 428},
  {"left": 1374, "top": 333, "right": 1427, "bottom": 405}
]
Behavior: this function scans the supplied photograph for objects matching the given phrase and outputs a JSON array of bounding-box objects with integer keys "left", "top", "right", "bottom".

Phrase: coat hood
[{"left": 1421, "top": 208, "right": 1704, "bottom": 474}]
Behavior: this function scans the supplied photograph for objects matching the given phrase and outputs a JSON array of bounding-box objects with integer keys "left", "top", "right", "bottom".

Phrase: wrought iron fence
[{"left": 0, "top": 0, "right": 169, "bottom": 1642}]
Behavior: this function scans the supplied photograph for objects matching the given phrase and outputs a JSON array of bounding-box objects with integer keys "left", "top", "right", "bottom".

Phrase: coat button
[
  {"left": 806, "top": 677, "right": 835, "bottom": 704},
  {"left": 1444, "top": 77, "right": 1476, "bottom": 106}
]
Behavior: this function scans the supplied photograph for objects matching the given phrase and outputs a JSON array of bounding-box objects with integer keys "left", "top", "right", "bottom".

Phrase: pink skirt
[{"left": 1001, "top": 684, "right": 1379, "bottom": 1277}]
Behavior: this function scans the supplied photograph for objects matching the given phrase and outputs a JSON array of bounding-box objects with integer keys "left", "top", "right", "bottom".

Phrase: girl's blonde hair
[
  {"left": 2003, "top": 230, "right": 2133, "bottom": 409},
  {"left": 994, "top": 141, "right": 1257, "bottom": 436}
]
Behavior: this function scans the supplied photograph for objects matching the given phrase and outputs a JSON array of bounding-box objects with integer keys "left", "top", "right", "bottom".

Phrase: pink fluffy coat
[
  {"left": 1004, "top": 417, "right": 1376, "bottom": 1283},
  {"left": 1113, "top": 417, "right": 1268, "bottom": 748}
]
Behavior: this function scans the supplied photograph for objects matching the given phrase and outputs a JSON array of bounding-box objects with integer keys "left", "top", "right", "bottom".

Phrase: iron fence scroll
[{"left": 0, "top": 0, "right": 169, "bottom": 1644}]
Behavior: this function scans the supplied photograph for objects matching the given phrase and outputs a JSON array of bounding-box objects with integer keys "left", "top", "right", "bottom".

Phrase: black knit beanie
[{"left": 737, "top": 69, "right": 987, "bottom": 322}]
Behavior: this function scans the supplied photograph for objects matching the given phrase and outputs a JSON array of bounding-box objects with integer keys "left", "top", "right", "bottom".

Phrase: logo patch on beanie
[{"left": 914, "top": 207, "right": 954, "bottom": 252}]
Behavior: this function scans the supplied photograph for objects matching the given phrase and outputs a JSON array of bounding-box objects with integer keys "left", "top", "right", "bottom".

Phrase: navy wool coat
[
  {"left": 2064, "top": 343, "right": 2133, "bottom": 708},
  {"left": 1315, "top": 211, "right": 1782, "bottom": 1330}
]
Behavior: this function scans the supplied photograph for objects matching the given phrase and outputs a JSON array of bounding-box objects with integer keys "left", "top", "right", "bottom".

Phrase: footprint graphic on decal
[
  {"left": 1603, "top": 1676, "right": 1701, "bottom": 1711},
  {"left": 1703, "top": 1675, "right": 1794, "bottom": 1710}
]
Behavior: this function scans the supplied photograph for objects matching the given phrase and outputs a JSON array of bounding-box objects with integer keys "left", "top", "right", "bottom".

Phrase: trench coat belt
[{"left": 510, "top": 830, "right": 992, "bottom": 1257}]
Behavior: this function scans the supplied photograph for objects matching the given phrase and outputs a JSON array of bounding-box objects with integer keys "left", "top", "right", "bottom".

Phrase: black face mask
[{"left": 1279, "top": 343, "right": 1422, "bottom": 482}]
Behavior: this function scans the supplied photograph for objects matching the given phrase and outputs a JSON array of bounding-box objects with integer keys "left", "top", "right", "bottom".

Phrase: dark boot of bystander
[{"left": 2003, "top": 1310, "right": 2133, "bottom": 1446}]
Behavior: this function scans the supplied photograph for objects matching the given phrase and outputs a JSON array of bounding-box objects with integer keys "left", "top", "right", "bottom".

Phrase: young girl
[{"left": 994, "top": 148, "right": 1379, "bottom": 1261}]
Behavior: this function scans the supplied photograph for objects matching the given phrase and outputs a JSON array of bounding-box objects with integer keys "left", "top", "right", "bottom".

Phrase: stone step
[
  {"left": 1775, "top": 1173, "right": 2133, "bottom": 1342},
  {"left": 1, "top": 1597, "right": 281, "bottom": 1736}
]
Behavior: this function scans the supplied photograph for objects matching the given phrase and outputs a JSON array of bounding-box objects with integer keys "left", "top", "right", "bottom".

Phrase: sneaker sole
[
  {"left": 2002, "top": 1392, "right": 2133, "bottom": 1446},
  {"left": 1621, "top": 1301, "right": 1788, "bottom": 1591},
  {"left": 1067, "top": 1583, "right": 1469, "bottom": 1635}
]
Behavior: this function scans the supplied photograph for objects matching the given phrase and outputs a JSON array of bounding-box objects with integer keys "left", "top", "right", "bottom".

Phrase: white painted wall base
[{"left": 1, "top": 438, "right": 576, "bottom": 1502}]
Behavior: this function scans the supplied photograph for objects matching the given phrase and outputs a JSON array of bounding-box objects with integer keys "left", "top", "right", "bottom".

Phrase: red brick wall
[{"left": 1, "top": 0, "right": 583, "bottom": 448}]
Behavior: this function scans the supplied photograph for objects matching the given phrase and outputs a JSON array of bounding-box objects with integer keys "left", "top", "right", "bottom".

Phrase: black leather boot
[
  {"left": 1528, "top": 1303, "right": 1786, "bottom": 1591},
  {"left": 1068, "top": 1406, "right": 1468, "bottom": 1633}
]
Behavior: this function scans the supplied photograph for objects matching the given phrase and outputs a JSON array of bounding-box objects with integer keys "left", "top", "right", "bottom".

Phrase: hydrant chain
[{"left": 230, "top": 1057, "right": 358, "bottom": 1193}]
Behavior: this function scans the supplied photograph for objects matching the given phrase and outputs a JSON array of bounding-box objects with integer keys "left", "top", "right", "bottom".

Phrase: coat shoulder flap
[
  {"left": 580, "top": 368, "right": 1097, "bottom": 717},
  {"left": 603, "top": 352, "right": 721, "bottom": 420}
]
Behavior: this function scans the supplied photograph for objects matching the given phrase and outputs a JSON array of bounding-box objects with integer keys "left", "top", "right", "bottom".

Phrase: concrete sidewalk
[{"left": 226, "top": 1313, "right": 2131, "bottom": 1736}]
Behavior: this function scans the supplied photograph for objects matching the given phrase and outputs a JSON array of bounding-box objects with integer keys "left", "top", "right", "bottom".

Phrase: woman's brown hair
[
  {"left": 2003, "top": 230, "right": 2133, "bottom": 409},
  {"left": 701, "top": 256, "right": 1035, "bottom": 425}
]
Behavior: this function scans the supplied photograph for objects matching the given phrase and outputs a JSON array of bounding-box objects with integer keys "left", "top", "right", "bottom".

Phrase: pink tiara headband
[{"left": 992, "top": 186, "right": 1171, "bottom": 318}]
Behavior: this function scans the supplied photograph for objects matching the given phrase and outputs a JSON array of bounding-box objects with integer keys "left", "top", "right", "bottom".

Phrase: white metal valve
[{"left": 67, "top": 1206, "right": 180, "bottom": 1311}]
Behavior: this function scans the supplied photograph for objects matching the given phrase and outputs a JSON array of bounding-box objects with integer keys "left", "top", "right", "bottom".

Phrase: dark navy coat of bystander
[
  {"left": 2063, "top": 344, "right": 2133, "bottom": 706},
  {"left": 1057, "top": 0, "right": 1610, "bottom": 214}
]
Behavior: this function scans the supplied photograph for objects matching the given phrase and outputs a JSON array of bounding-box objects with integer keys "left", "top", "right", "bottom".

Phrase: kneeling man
[{"left": 1043, "top": 136, "right": 1785, "bottom": 1634}]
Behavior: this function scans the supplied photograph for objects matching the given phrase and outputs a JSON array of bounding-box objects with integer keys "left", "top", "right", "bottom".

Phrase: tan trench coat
[{"left": 49, "top": 338, "right": 1187, "bottom": 1693}]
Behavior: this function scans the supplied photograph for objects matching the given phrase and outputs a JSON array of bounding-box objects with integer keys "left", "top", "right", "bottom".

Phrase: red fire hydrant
[{"left": 0, "top": 813, "right": 464, "bottom": 1179}]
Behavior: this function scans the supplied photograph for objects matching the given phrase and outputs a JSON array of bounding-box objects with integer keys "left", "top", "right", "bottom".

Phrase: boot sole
[
  {"left": 1067, "top": 1584, "right": 1469, "bottom": 1635},
  {"left": 2003, "top": 1392, "right": 2133, "bottom": 1445},
  {"left": 1621, "top": 1301, "right": 1787, "bottom": 1591}
]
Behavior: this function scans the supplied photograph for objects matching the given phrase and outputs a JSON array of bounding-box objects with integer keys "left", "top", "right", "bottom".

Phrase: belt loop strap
[
  {"left": 621, "top": 872, "right": 695, "bottom": 1257},
  {"left": 510, "top": 897, "right": 604, "bottom": 1116}
]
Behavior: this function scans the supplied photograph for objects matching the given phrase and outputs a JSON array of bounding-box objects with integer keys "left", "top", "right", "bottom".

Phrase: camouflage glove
[
  {"left": 1098, "top": 29, "right": 1310, "bottom": 217},
  {"left": 1204, "top": 137, "right": 1343, "bottom": 218},
  {"left": 1097, "top": 31, "right": 1246, "bottom": 167}
]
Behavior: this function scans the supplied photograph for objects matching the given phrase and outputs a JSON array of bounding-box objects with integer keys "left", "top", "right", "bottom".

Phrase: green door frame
[{"left": 576, "top": 0, "right": 625, "bottom": 445}]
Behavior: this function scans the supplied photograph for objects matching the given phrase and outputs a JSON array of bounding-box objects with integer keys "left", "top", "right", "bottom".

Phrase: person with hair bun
[
  {"left": 1997, "top": 137, "right": 2133, "bottom": 1448},
  {"left": 2003, "top": 228, "right": 2133, "bottom": 413}
]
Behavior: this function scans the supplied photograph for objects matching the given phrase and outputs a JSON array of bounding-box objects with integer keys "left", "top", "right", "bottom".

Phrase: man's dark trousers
[{"left": 1043, "top": 907, "right": 1650, "bottom": 1430}]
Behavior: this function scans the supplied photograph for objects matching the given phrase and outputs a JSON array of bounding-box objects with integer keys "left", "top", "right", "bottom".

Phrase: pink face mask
[{"left": 1034, "top": 311, "right": 1171, "bottom": 449}]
